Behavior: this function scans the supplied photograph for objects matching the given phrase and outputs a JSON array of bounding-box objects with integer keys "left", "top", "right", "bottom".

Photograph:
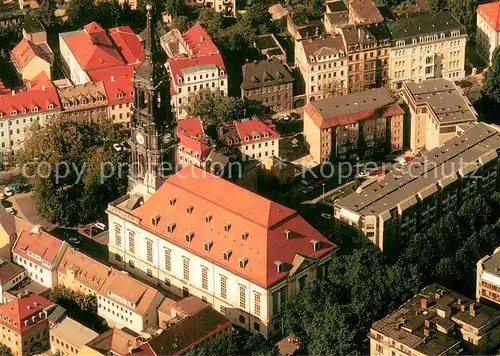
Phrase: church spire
[{"left": 144, "top": 4, "right": 153, "bottom": 60}]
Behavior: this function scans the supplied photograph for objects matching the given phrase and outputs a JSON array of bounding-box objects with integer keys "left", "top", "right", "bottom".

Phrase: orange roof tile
[
  {"left": 177, "top": 117, "right": 204, "bottom": 138},
  {"left": 477, "top": 2, "right": 500, "bottom": 31},
  {"left": 109, "top": 26, "right": 144, "bottom": 67},
  {"left": 0, "top": 294, "right": 53, "bottom": 334},
  {"left": 12, "top": 228, "right": 66, "bottom": 268},
  {"left": 89, "top": 66, "right": 134, "bottom": 105},
  {"left": 234, "top": 118, "right": 280, "bottom": 143},
  {"left": 10, "top": 38, "right": 51, "bottom": 69},
  {"left": 131, "top": 167, "right": 336, "bottom": 287},
  {"left": 0, "top": 262, "right": 25, "bottom": 285}
]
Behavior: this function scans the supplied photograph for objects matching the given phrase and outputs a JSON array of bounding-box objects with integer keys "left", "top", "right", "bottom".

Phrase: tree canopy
[
  {"left": 35, "top": 0, "right": 58, "bottom": 28},
  {"left": 20, "top": 120, "right": 128, "bottom": 226},
  {"left": 483, "top": 47, "right": 500, "bottom": 104},
  {"left": 0, "top": 344, "right": 12, "bottom": 356}
]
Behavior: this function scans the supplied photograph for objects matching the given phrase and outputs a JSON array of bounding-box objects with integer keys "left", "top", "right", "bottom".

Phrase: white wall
[
  {"left": 59, "top": 36, "right": 90, "bottom": 85},
  {"left": 0, "top": 269, "right": 26, "bottom": 303},
  {"left": 13, "top": 253, "right": 56, "bottom": 288},
  {"left": 239, "top": 138, "right": 280, "bottom": 161},
  {"left": 97, "top": 294, "right": 145, "bottom": 332}
]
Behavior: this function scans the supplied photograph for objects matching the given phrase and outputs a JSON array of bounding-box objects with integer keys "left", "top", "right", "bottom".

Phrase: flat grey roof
[
  {"left": 51, "top": 317, "right": 99, "bottom": 348},
  {"left": 310, "top": 88, "right": 395, "bottom": 118},
  {"left": 483, "top": 248, "right": 500, "bottom": 277},
  {"left": 337, "top": 123, "right": 500, "bottom": 216},
  {"left": 405, "top": 79, "right": 477, "bottom": 125}
]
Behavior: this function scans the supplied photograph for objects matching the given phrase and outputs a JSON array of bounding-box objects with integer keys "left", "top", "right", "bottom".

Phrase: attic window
[
  {"left": 275, "top": 260, "right": 284, "bottom": 273},
  {"left": 32, "top": 106, "right": 38, "bottom": 112},
  {"left": 185, "top": 231, "right": 194, "bottom": 243},
  {"left": 167, "top": 222, "right": 176, "bottom": 233},
  {"left": 205, "top": 214, "right": 212, "bottom": 223},
  {"left": 151, "top": 214, "right": 160, "bottom": 226},
  {"left": 245, "top": 137, "right": 249, "bottom": 142},
  {"left": 241, "top": 231, "right": 249, "bottom": 240},
  {"left": 116, "top": 92, "right": 124, "bottom": 99},
  {"left": 204, "top": 240, "right": 213, "bottom": 252},
  {"left": 311, "top": 239, "right": 320, "bottom": 252},
  {"left": 239, "top": 256, "right": 248, "bottom": 269},
  {"left": 222, "top": 249, "right": 232, "bottom": 261},
  {"left": 224, "top": 223, "right": 231, "bottom": 232},
  {"left": 22, "top": 108, "right": 27, "bottom": 114},
  {"left": 10, "top": 110, "right": 17, "bottom": 116},
  {"left": 186, "top": 205, "right": 194, "bottom": 214},
  {"left": 284, "top": 230, "right": 292, "bottom": 239},
  {"left": 169, "top": 197, "right": 177, "bottom": 206},
  {"left": 264, "top": 133, "right": 269, "bottom": 138}
]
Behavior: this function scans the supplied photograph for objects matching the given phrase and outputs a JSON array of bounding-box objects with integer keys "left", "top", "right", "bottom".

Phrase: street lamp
[{"left": 322, "top": 183, "right": 325, "bottom": 202}]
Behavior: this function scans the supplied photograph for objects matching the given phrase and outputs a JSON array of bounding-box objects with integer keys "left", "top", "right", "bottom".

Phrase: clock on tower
[{"left": 128, "top": 4, "right": 174, "bottom": 198}]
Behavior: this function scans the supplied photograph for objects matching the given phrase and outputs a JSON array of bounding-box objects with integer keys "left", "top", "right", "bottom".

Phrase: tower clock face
[{"left": 136, "top": 133, "right": 145, "bottom": 145}]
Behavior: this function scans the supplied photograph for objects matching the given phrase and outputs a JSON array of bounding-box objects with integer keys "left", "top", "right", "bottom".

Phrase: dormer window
[
  {"left": 204, "top": 240, "right": 213, "bottom": 252},
  {"left": 275, "top": 260, "right": 284, "bottom": 273},
  {"left": 241, "top": 231, "right": 249, "bottom": 240},
  {"left": 151, "top": 214, "right": 160, "bottom": 226},
  {"left": 222, "top": 249, "right": 232, "bottom": 261},
  {"left": 185, "top": 231, "right": 194, "bottom": 242},
  {"left": 224, "top": 223, "right": 231, "bottom": 232},
  {"left": 116, "top": 92, "right": 124, "bottom": 99},
  {"left": 11, "top": 110, "right": 17, "bottom": 116},
  {"left": 205, "top": 214, "right": 212, "bottom": 223},
  {"left": 239, "top": 256, "right": 248, "bottom": 269},
  {"left": 167, "top": 221, "right": 176, "bottom": 233},
  {"left": 64, "top": 102, "right": 70, "bottom": 108},
  {"left": 284, "top": 230, "right": 292, "bottom": 239},
  {"left": 32, "top": 106, "right": 38, "bottom": 112},
  {"left": 186, "top": 205, "right": 194, "bottom": 214},
  {"left": 22, "top": 108, "right": 27, "bottom": 114},
  {"left": 264, "top": 133, "right": 269, "bottom": 138},
  {"left": 311, "top": 239, "right": 320, "bottom": 252}
]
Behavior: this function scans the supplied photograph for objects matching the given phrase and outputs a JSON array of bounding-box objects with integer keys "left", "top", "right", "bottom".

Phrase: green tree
[
  {"left": 0, "top": 344, "right": 12, "bottom": 356},
  {"left": 172, "top": 15, "right": 189, "bottom": 32},
  {"left": 428, "top": 0, "right": 447, "bottom": 13},
  {"left": 243, "top": 334, "right": 279, "bottom": 356},
  {"left": 165, "top": 0, "right": 187, "bottom": 16},
  {"left": 20, "top": 120, "right": 128, "bottom": 226},
  {"left": 93, "top": 1, "right": 122, "bottom": 28},
  {"left": 35, "top": 0, "right": 58, "bottom": 28},
  {"left": 67, "top": 0, "right": 95, "bottom": 29}
]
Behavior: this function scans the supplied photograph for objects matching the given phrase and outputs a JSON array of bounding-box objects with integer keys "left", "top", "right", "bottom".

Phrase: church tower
[{"left": 129, "top": 4, "right": 173, "bottom": 198}]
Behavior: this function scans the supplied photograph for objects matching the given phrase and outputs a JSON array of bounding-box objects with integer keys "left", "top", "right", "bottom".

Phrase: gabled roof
[
  {"left": 0, "top": 294, "right": 53, "bottom": 334},
  {"left": 300, "top": 34, "right": 346, "bottom": 64},
  {"left": 86, "top": 328, "right": 153, "bottom": 356},
  {"left": 349, "top": 0, "right": 384, "bottom": 24},
  {"left": 241, "top": 59, "right": 293, "bottom": 90},
  {"left": 182, "top": 22, "right": 220, "bottom": 57},
  {"left": 11, "top": 38, "right": 52, "bottom": 69},
  {"left": 108, "top": 26, "right": 144, "bottom": 66},
  {"left": 130, "top": 167, "right": 336, "bottom": 287},
  {"left": 0, "top": 261, "right": 25, "bottom": 285},
  {"left": 89, "top": 66, "right": 134, "bottom": 105},
  {"left": 477, "top": 2, "right": 500, "bottom": 31},
  {"left": 12, "top": 227, "right": 66, "bottom": 269},
  {"left": 234, "top": 118, "right": 280, "bottom": 143},
  {"left": 51, "top": 317, "right": 99, "bottom": 349},
  {"left": 177, "top": 117, "right": 205, "bottom": 138}
]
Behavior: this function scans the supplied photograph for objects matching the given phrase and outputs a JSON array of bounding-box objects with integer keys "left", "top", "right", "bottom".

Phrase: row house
[
  {"left": 241, "top": 58, "right": 294, "bottom": 112},
  {"left": 303, "top": 88, "right": 403, "bottom": 164},
  {"left": 402, "top": 78, "right": 478, "bottom": 153},
  {"left": 107, "top": 166, "right": 337, "bottom": 337},
  {"left": 57, "top": 81, "right": 109, "bottom": 124},
  {"left": 295, "top": 34, "right": 348, "bottom": 103},
  {"left": 218, "top": 118, "right": 281, "bottom": 162},
  {"left": 388, "top": 11, "right": 467, "bottom": 90},
  {"left": 163, "top": 23, "right": 227, "bottom": 119},
  {"left": 0, "top": 72, "right": 60, "bottom": 166},
  {"left": 334, "top": 123, "right": 500, "bottom": 253}
]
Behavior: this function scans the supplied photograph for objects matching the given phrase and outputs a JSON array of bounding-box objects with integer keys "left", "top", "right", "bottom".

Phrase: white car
[
  {"left": 356, "top": 171, "right": 370, "bottom": 179},
  {"left": 94, "top": 222, "right": 106, "bottom": 230},
  {"left": 5, "top": 207, "right": 15, "bottom": 214},
  {"left": 68, "top": 237, "right": 81, "bottom": 245},
  {"left": 3, "top": 187, "right": 13, "bottom": 196},
  {"left": 321, "top": 213, "right": 332, "bottom": 219},
  {"left": 112, "top": 143, "right": 122, "bottom": 152}
]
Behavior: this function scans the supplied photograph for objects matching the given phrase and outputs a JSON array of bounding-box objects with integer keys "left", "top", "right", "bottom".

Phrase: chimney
[
  {"left": 424, "top": 319, "right": 430, "bottom": 328},
  {"left": 469, "top": 303, "right": 476, "bottom": 317},
  {"left": 358, "top": 28, "right": 361, "bottom": 40},
  {"left": 30, "top": 225, "right": 41, "bottom": 234},
  {"left": 314, "top": 27, "right": 319, "bottom": 37},
  {"left": 11, "top": 90, "right": 15, "bottom": 96},
  {"left": 460, "top": 304, "right": 466, "bottom": 312},
  {"left": 41, "top": 85, "right": 46, "bottom": 91},
  {"left": 111, "top": 76, "right": 115, "bottom": 82},
  {"left": 423, "top": 328, "right": 430, "bottom": 337},
  {"left": 200, "top": 35, "right": 204, "bottom": 43},
  {"left": 420, "top": 298, "right": 428, "bottom": 310},
  {"left": 457, "top": 298, "right": 462, "bottom": 305}
]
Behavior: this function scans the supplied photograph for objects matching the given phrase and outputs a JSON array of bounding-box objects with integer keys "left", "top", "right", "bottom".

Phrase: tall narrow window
[
  {"left": 239, "top": 286, "right": 246, "bottom": 308},
  {"left": 114, "top": 224, "right": 121, "bottom": 247},
  {"left": 128, "top": 231, "right": 135, "bottom": 254},
  {"left": 220, "top": 276, "right": 227, "bottom": 299},
  {"left": 164, "top": 248, "right": 171, "bottom": 272},
  {"left": 201, "top": 267, "right": 208, "bottom": 290},
  {"left": 254, "top": 293, "right": 261, "bottom": 316},
  {"left": 146, "top": 239, "right": 153, "bottom": 263},
  {"left": 183, "top": 258, "right": 189, "bottom": 280}
]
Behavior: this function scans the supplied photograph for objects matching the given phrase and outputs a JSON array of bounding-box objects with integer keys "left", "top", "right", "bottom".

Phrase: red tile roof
[
  {"left": 0, "top": 294, "right": 53, "bottom": 334},
  {"left": 131, "top": 167, "right": 336, "bottom": 287},
  {"left": 234, "top": 118, "right": 280, "bottom": 143},
  {"left": 108, "top": 26, "right": 144, "bottom": 67},
  {"left": 0, "top": 72, "right": 61, "bottom": 119},
  {"left": 167, "top": 23, "right": 225, "bottom": 86},
  {"left": 176, "top": 117, "right": 212, "bottom": 164},
  {"left": 12, "top": 227, "right": 66, "bottom": 269},
  {"left": 10, "top": 38, "right": 51, "bottom": 69},
  {"left": 349, "top": 0, "right": 384, "bottom": 24},
  {"left": 0, "top": 262, "right": 24, "bottom": 285},
  {"left": 89, "top": 66, "right": 134, "bottom": 105},
  {"left": 305, "top": 102, "right": 404, "bottom": 129},
  {"left": 477, "top": 2, "right": 500, "bottom": 31},
  {"left": 177, "top": 117, "right": 205, "bottom": 138}
]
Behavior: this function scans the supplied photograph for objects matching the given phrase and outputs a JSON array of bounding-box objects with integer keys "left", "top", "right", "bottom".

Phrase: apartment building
[
  {"left": 388, "top": 11, "right": 467, "bottom": 90},
  {"left": 476, "top": 2, "right": 500, "bottom": 64},
  {"left": 97, "top": 269, "right": 164, "bottom": 333},
  {"left": 153, "top": 296, "right": 232, "bottom": 354},
  {"left": 0, "top": 72, "right": 61, "bottom": 166},
  {"left": 176, "top": 117, "right": 212, "bottom": 169},
  {"left": 107, "top": 166, "right": 337, "bottom": 337},
  {"left": 0, "top": 2, "right": 23, "bottom": 28},
  {"left": 295, "top": 34, "right": 348, "bottom": 102},
  {"left": 58, "top": 81, "right": 109, "bottom": 124},
  {"left": 241, "top": 59, "right": 294, "bottom": 112},
  {"left": 57, "top": 247, "right": 110, "bottom": 296},
  {"left": 341, "top": 25, "right": 391, "bottom": 92},
  {"left": 0, "top": 261, "right": 26, "bottom": 303},
  {"left": 334, "top": 123, "right": 500, "bottom": 253},
  {"left": 254, "top": 34, "right": 287, "bottom": 63},
  {"left": 218, "top": 118, "right": 280, "bottom": 161},
  {"left": 303, "top": 88, "right": 404, "bottom": 164},
  {"left": 184, "top": 0, "right": 235, "bottom": 16},
  {"left": 348, "top": 0, "right": 384, "bottom": 26},
  {"left": 402, "top": 79, "right": 478, "bottom": 153},
  {"left": 324, "top": 1, "right": 349, "bottom": 34},
  {"left": 370, "top": 284, "right": 500, "bottom": 356},
  {"left": 0, "top": 294, "right": 54, "bottom": 356},
  {"left": 12, "top": 226, "right": 68, "bottom": 289},
  {"left": 59, "top": 22, "right": 143, "bottom": 85},
  {"left": 50, "top": 316, "right": 98, "bottom": 356},
  {"left": 477, "top": 246, "right": 500, "bottom": 308},
  {"left": 164, "top": 23, "right": 227, "bottom": 119},
  {"left": 10, "top": 37, "right": 53, "bottom": 82},
  {"left": 287, "top": 12, "right": 324, "bottom": 41}
]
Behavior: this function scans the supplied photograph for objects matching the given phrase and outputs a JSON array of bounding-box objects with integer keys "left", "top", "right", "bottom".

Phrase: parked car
[
  {"left": 3, "top": 187, "right": 13, "bottom": 197},
  {"left": 68, "top": 237, "right": 81, "bottom": 245},
  {"left": 94, "top": 222, "right": 106, "bottom": 231},
  {"left": 5, "top": 207, "right": 15, "bottom": 214},
  {"left": 321, "top": 213, "right": 332, "bottom": 219},
  {"left": 11, "top": 183, "right": 22, "bottom": 194},
  {"left": 112, "top": 143, "right": 122, "bottom": 152}
]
